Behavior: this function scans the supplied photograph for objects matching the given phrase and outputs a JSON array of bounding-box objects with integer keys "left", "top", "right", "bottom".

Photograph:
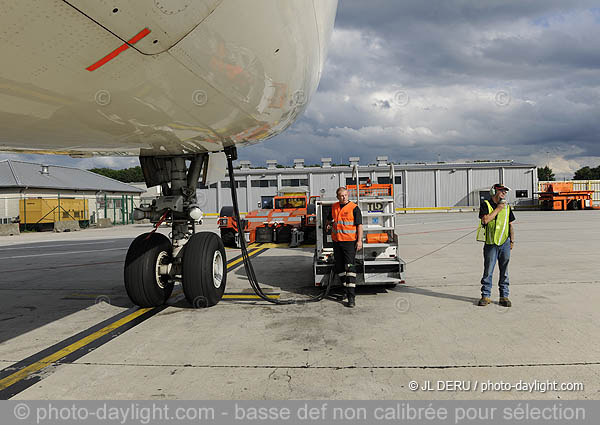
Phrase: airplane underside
[{"left": 0, "top": 0, "right": 337, "bottom": 156}]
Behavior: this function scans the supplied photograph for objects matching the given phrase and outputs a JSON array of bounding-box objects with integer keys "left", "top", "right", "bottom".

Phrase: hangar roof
[{"left": 0, "top": 160, "right": 143, "bottom": 193}]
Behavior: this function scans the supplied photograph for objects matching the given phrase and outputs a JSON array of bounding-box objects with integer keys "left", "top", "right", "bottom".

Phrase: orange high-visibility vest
[{"left": 331, "top": 201, "right": 358, "bottom": 242}]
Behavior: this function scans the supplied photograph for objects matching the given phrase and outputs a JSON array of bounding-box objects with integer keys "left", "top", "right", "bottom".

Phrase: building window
[
  {"left": 516, "top": 190, "right": 528, "bottom": 198},
  {"left": 261, "top": 196, "right": 274, "bottom": 209},
  {"left": 221, "top": 181, "right": 247, "bottom": 189},
  {"left": 281, "top": 179, "right": 308, "bottom": 187},
  {"left": 346, "top": 177, "right": 370, "bottom": 185},
  {"left": 251, "top": 179, "right": 277, "bottom": 188}
]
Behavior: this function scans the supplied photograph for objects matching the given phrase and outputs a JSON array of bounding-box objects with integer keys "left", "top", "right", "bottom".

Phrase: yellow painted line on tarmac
[
  {"left": 0, "top": 308, "right": 151, "bottom": 390},
  {"left": 0, "top": 246, "right": 271, "bottom": 394},
  {"left": 246, "top": 243, "right": 315, "bottom": 249},
  {"left": 253, "top": 243, "right": 282, "bottom": 248},
  {"left": 228, "top": 243, "right": 314, "bottom": 249},
  {"left": 226, "top": 248, "right": 262, "bottom": 269},
  {"left": 226, "top": 243, "right": 261, "bottom": 250}
]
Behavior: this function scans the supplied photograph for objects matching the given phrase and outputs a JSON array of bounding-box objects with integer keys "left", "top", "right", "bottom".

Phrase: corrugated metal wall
[
  {"left": 503, "top": 168, "right": 536, "bottom": 205},
  {"left": 189, "top": 165, "right": 540, "bottom": 213},
  {"left": 471, "top": 168, "right": 500, "bottom": 192},
  {"left": 394, "top": 180, "right": 405, "bottom": 208},
  {"left": 219, "top": 184, "right": 247, "bottom": 213},
  {"left": 470, "top": 168, "right": 501, "bottom": 204},
  {"left": 197, "top": 188, "right": 217, "bottom": 214},
  {"left": 406, "top": 170, "right": 435, "bottom": 207},
  {"left": 439, "top": 169, "right": 468, "bottom": 206},
  {"left": 311, "top": 173, "right": 340, "bottom": 199}
]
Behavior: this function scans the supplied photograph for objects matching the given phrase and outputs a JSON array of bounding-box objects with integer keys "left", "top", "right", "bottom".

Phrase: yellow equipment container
[{"left": 19, "top": 198, "right": 88, "bottom": 224}]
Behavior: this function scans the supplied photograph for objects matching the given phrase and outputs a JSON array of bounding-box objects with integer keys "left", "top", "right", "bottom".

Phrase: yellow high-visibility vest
[{"left": 476, "top": 200, "right": 510, "bottom": 245}]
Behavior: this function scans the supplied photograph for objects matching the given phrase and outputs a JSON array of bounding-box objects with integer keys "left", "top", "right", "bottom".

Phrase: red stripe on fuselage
[{"left": 86, "top": 28, "right": 150, "bottom": 71}]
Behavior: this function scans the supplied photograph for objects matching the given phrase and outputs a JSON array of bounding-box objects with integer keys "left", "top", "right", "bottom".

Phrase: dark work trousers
[{"left": 332, "top": 240, "right": 357, "bottom": 290}]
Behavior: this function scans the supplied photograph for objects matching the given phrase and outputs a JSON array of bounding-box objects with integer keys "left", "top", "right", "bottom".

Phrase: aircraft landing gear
[
  {"left": 124, "top": 154, "right": 227, "bottom": 308},
  {"left": 124, "top": 232, "right": 174, "bottom": 307}
]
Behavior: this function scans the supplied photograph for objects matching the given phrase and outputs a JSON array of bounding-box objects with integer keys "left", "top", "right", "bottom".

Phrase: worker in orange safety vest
[{"left": 326, "top": 187, "right": 363, "bottom": 307}]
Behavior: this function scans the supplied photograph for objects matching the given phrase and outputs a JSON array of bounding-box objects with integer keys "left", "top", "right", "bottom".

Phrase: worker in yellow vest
[
  {"left": 326, "top": 187, "right": 363, "bottom": 308},
  {"left": 477, "top": 184, "right": 516, "bottom": 307}
]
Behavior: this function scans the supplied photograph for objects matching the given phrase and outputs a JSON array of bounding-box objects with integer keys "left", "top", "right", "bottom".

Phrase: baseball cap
[{"left": 493, "top": 183, "right": 511, "bottom": 192}]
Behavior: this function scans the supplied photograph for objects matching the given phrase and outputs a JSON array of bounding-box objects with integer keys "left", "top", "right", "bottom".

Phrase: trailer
[
  {"left": 538, "top": 182, "right": 596, "bottom": 211},
  {"left": 313, "top": 165, "right": 405, "bottom": 287}
]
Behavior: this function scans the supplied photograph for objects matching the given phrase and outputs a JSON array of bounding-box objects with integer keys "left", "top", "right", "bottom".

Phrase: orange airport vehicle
[
  {"left": 218, "top": 189, "right": 319, "bottom": 247},
  {"left": 538, "top": 182, "right": 596, "bottom": 210}
]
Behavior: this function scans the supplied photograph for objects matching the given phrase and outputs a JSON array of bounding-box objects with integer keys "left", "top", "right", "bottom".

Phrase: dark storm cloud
[{"left": 243, "top": 0, "right": 600, "bottom": 176}]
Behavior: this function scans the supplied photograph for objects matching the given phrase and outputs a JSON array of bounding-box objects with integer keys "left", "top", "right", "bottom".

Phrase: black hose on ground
[{"left": 224, "top": 147, "right": 334, "bottom": 304}]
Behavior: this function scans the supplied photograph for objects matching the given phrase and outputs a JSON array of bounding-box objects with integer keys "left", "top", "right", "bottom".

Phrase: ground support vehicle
[
  {"left": 313, "top": 166, "right": 405, "bottom": 287},
  {"left": 538, "top": 182, "right": 596, "bottom": 210},
  {"left": 218, "top": 190, "right": 318, "bottom": 247}
]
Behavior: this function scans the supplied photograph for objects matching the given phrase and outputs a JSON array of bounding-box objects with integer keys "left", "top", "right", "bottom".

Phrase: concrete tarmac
[{"left": 0, "top": 212, "right": 599, "bottom": 399}]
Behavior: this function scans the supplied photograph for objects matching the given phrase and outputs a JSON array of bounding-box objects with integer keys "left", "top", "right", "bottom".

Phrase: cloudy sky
[
  {"left": 3, "top": 0, "right": 599, "bottom": 179},
  {"left": 245, "top": 0, "right": 600, "bottom": 178}
]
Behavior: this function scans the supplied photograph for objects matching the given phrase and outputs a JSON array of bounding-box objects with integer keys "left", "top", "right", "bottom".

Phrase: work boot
[
  {"left": 346, "top": 287, "right": 356, "bottom": 308},
  {"left": 478, "top": 296, "right": 491, "bottom": 306},
  {"left": 499, "top": 297, "right": 512, "bottom": 307},
  {"left": 340, "top": 286, "right": 349, "bottom": 302}
]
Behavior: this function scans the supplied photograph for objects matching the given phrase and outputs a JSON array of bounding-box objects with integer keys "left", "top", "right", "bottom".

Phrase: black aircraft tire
[
  {"left": 183, "top": 232, "right": 227, "bottom": 308},
  {"left": 124, "top": 233, "right": 174, "bottom": 307},
  {"left": 219, "top": 206, "right": 235, "bottom": 217},
  {"left": 220, "top": 228, "right": 237, "bottom": 247}
]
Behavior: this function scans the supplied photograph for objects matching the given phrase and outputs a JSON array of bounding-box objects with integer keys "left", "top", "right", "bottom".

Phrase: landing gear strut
[{"left": 124, "top": 154, "right": 227, "bottom": 308}]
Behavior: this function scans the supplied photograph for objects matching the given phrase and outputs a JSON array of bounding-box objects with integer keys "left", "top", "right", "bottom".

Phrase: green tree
[
  {"left": 537, "top": 166, "right": 555, "bottom": 181},
  {"left": 89, "top": 166, "right": 144, "bottom": 183},
  {"left": 573, "top": 165, "right": 600, "bottom": 180}
]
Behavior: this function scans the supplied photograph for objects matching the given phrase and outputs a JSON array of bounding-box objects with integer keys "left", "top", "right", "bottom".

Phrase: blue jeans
[{"left": 481, "top": 239, "right": 511, "bottom": 298}]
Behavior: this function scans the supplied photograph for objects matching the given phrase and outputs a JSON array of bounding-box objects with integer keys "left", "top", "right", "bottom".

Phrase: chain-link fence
[{"left": 94, "top": 194, "right": 139, "bottom": 226}]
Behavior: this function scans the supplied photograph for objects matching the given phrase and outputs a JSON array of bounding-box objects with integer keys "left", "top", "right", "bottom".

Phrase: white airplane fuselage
[{"left": 0, "top": 0, "right": 338, "bottom": 157}]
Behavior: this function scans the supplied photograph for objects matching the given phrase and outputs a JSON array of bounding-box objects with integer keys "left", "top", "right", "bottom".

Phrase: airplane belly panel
[
  {"left": 62, "top": 0, "right": 224, "bottom": 54},
  {"left": 167, "top": 0, "right": 324, "bottom": 146},
  {"left": 0, "top": 0, "right": 338, "bottom": 156}
]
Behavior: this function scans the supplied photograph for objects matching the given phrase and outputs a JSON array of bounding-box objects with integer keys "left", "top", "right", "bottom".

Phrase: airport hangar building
[
  {"left": 0, "top": 160, "right": 143, "bottom": 224},
  {"left": 0, "top": 158, "right": 538, "bottom": 221},
  {"left": 199, "top": 157, "right": 538, "bottom": 215}
]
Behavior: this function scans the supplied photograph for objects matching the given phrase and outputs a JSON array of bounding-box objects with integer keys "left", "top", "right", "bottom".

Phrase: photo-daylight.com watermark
[{"left": 8, "top": 400, "right": 593, "bottom": 425}]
